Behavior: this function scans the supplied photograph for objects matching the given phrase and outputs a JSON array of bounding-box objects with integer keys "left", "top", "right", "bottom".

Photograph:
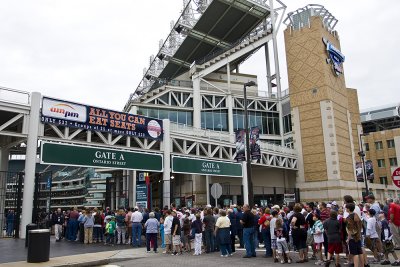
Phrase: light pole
[
  {"left": 358, "top": 133, "right": 369, "bottom": 198},
  {"left": 243, "top": 81, "right": 256, "bottom": 207}
]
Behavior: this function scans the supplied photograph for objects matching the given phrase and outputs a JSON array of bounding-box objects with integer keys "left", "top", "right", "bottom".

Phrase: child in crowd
[
  {"left": 379, "top": 212, "right": 400, "bottom": 265},
  {"left": 105, "top": 217, "right": 116, "bottom": 246},
  {"left": 311, "top": 212, "right": 324, "bottom": 265},
  {"left": 275, "top": 218, "right": 292, "bottom": 264},
  {"left": 160, "top": 216, "right": 165, "bottom": 249},
  {"left": 323, "top": 210, "right": 342, "bottom": 267}
]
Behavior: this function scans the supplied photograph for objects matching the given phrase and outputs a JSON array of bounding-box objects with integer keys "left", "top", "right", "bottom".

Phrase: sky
[{"left": 0, "top": 0, "right": 399, "bottom": 111}]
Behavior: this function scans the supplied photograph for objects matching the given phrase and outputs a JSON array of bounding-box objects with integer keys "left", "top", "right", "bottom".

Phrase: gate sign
[
  {"left": 41, "top": 141, "right": 163, "bottom": 172},
  {"left": 41, "top": 97, "right": 163, "bottom": 140},
  {"left": 392, "top": 167, "right": 400, "bottom": 188}
]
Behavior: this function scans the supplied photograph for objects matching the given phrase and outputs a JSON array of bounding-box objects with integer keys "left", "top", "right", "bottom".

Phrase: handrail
[
  {"left": 170, "top": 122, "right": 297, "bottom": 155},
  {"left": 0, "top": 86, "right": 30, "bottom": 105}
]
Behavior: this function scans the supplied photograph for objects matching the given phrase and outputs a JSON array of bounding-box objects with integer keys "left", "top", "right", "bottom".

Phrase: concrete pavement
[{"left": 0, "top": 248, "right": 149, "bottom": 267}]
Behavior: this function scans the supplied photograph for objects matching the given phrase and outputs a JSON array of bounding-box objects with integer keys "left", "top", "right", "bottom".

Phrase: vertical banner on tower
[
  {"left": 235, "top": 129, "right": 246, "bottom": 162},
  {"left": 250, "top": 126, "right": 261, "bottom": 160},
  {"left": 365, "top": 160, "right": 374, "bottom": 180}
]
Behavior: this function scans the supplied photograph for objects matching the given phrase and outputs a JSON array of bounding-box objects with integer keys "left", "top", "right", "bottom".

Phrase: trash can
[
  {"left": 27, "top": 229, "right": 50, "bottom": 263},
  {"left": 25, "top": 223, "right": 38, "bottom": 248}
]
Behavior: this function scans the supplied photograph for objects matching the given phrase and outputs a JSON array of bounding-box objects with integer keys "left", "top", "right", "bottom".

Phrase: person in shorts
[
  {"left": 275, "top": 218, "right": 292, "bottom": 264},
  {"left": 323, "top": 210, "right": 342, "bottom": 267},
  {"left": 171, "top": 210, "right": 182, "bottom": 255},
  {"left": 346, "top": 203, "right": 364, "bottom": 267},
  {"left": 270, "top": 210, "right": 279, "bottom": 262},
  {"left": 379, "top": 212, "right": 400, "bottom": 265},
  {"left": 163, "top": 210, "right": 173, "bottom": 254},
  {"left": 311, "top": 212, "right": 324, "bottom": 265}
]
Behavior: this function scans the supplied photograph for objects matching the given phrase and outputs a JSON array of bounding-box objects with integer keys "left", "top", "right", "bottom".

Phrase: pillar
[
  {"left": 192, "top": 77, "right": 201, "bottom": 128},
  {"left": 162, "top": 119, "right": 171, "bottom": 207},
  {"left": 206, "top": 175, "right": 210, "bottom": 205},
  {"left": 242, "top": 161, "right": 249, "bottom": 205},
  {"left": 115, "top": 176, "right": 120, "bottom": 209},
  {"left": 21, "top": 92, "right": 41, "bottom": 239},
  {"left": 226, "top": 63, "right": 235, "bottom": 142},
  {"left": 131, "top": 170, "right": 136, "bottom": 207}
]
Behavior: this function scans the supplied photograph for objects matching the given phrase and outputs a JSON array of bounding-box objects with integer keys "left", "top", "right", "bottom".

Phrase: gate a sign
[{"left": 392, "top": 167, "right": 400, "bottom": 188}]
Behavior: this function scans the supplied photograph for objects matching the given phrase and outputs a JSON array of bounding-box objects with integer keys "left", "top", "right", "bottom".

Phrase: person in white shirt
[
  {"left": 366, "top": 209, "right": 380, "bottom": 263},
  {"left": 163, "top": 210, "right": 173, "bottom": 254},
  {"left": 131, "top": 207, "right": 143, "bottom": 247},
  {"left": 270, "top": 210, "right": 279, "bottom": 262}
]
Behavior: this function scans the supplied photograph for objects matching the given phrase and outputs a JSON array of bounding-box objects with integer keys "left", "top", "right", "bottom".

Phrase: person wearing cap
[
  {"left": 366, "top": 195, "right": 381, "bottom": 219},
  {"left": 365, "top": 208, "right": 381, "bottom": 263},
  {"left": 145, "top": 212, "right": 160, "bottom": 253},
  {"left": 270, "top": 210, "right": 280, "bottom": 262}
]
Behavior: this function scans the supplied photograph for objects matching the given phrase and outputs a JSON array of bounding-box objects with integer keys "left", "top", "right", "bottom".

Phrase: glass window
[
  {"left": 148, "top": 108, "right": 158, "bottom": 118},
  {"left": 158, "top": 109, "right": 169, "bottom": 119},
  {"left": 387, "top": 139, "right": 395, "bottom": 148},
  {"left": 380, "top": 176, "right": 388, "bottom": 185},
  {"left": 169, "top": 111, "right": 178, "bottom": 123},
  {"left": 375, "top": 141, "right": 383, "bottom": 150},
  {"left": 390, "top": 157, "right": 398, "bottom": 167},
  {"left": 377, "top": 159, "right": 385, "bottom": 168},
  {"left": 364, "top": 143, "right": 369, "bottom": 151},
  {"left": 178, "top": 111, "right": 187, "bottom": 125}
]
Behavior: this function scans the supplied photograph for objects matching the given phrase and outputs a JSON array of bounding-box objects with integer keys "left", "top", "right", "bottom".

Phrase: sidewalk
[{"left": 0, "top": 248, "right": 149, "bottom": 267}]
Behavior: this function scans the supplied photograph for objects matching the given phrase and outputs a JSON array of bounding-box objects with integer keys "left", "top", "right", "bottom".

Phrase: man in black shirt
[
  {"left": 171, "top": 211, "right": 182, "bottom": 255},
  {"left": 240, "top": 204, "right": 256, "bottom": 258}
]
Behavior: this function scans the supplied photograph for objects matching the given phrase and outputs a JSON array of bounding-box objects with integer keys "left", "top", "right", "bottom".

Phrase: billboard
[
  {"left": 41, "top": 97, "right": 163, "bottom": 140},
  {"left": 234, "top": 129, "right": 246, "bottom": 162},
  {"left": 355, "top": 160, "right": 374, "bottom": 181},
  {"left": 250, "top": 126, "right": 261, "bottom": 160}
]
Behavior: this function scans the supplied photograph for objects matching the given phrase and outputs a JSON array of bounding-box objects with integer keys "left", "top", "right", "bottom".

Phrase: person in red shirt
[
  {"left": 389, "top": 199, "right": 400, "bottom": 249},
  {"left": 259, "top": 208, "right": 272, "bottom": 257}
]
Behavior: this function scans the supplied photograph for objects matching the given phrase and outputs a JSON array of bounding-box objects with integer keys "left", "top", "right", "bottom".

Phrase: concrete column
[
  {"left": 242, "top": 161, "right": 249, "bottom": 205},
  {"left": 227, "top": 63, "right": 235, "bottom": 142},
  {"left": 162, "top": 119, "right": 171, "bottom": 207},
  {"left": 21, "top": 92, "right": 41, "bottom": 239},
  {"left": 192, "top": 77, "right": 201, "bottom": 128},
  {"left": 206, "top": 175, "right": 210, "bottom": 205},
  {"left": 132, "top": 170, "right": 137, "bottom": 207},
  {"left": 115, "top": 176, "right": 120, "bottom": 209}
]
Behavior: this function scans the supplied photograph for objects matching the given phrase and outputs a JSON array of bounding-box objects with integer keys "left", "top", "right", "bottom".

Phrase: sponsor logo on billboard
[
  {"left": 147, "top": 120, "right": 162, "bottom": 138},
  {"left": 42, "top": 98, "right": 87, "bottom": 122},
  {"left": 322, "top": 37, "right": 345, "bottom": 76}
]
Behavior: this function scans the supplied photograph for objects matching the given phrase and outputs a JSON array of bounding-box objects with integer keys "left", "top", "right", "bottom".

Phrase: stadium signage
[
  {"left": 41, "top": 142, "right": 163, "bottom": 171},
  {"left": 322, "top": 37, "right": 345, "bottom": 76},
  {"left": 41, "top": 97, "right": 163, "bottom": 140},
  {"left": 172, "top": 156, "right": 242, "bottom": 177}
]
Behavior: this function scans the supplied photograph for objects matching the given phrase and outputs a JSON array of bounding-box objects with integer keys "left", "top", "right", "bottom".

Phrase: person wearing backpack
[
  {"left": 346, "top": 203, "right": 365, "bottom": 267},
  {"left": 115, "top": 209, "right": 127, "bottom": 245}
]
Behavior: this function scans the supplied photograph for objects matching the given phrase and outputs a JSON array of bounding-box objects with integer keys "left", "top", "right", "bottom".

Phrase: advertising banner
[
  {"left": 250, "top": 126, "right": 261, "bottom": 160},
  {"left": 235, "top": 129, "right": 246, "bottom": 162},
  {"left": 365, "top": 160, "right": 374, "bottom": 180},
  {"left": 355, "top": 161, "right": 364, "bottom": 182},
  {"left": 41, "top": 97, "right": 163, "bottom": 140},
  {"left": 355, "top": 160, "right": 374, "bottom": 181}
]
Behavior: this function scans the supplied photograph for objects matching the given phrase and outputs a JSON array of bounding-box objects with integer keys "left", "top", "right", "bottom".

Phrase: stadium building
[{"left": 0, "top": 0, "right": 399, "bottom": 237}]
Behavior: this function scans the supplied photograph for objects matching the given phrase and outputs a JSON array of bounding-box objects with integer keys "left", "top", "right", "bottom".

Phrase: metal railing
[
  {"left": 170, "top": 122, "right": 297, "bottom": 155},
  {"left": 196, "top": 22, "right": 272, "bottom": 65},
  {"left": 0, "top": 86, "right": 30, "bottom": 105}
]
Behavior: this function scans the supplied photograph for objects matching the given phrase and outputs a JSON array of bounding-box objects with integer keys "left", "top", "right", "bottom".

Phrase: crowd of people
[{"left": 47, "top": 195, "right": 400, "bottom": 266}]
